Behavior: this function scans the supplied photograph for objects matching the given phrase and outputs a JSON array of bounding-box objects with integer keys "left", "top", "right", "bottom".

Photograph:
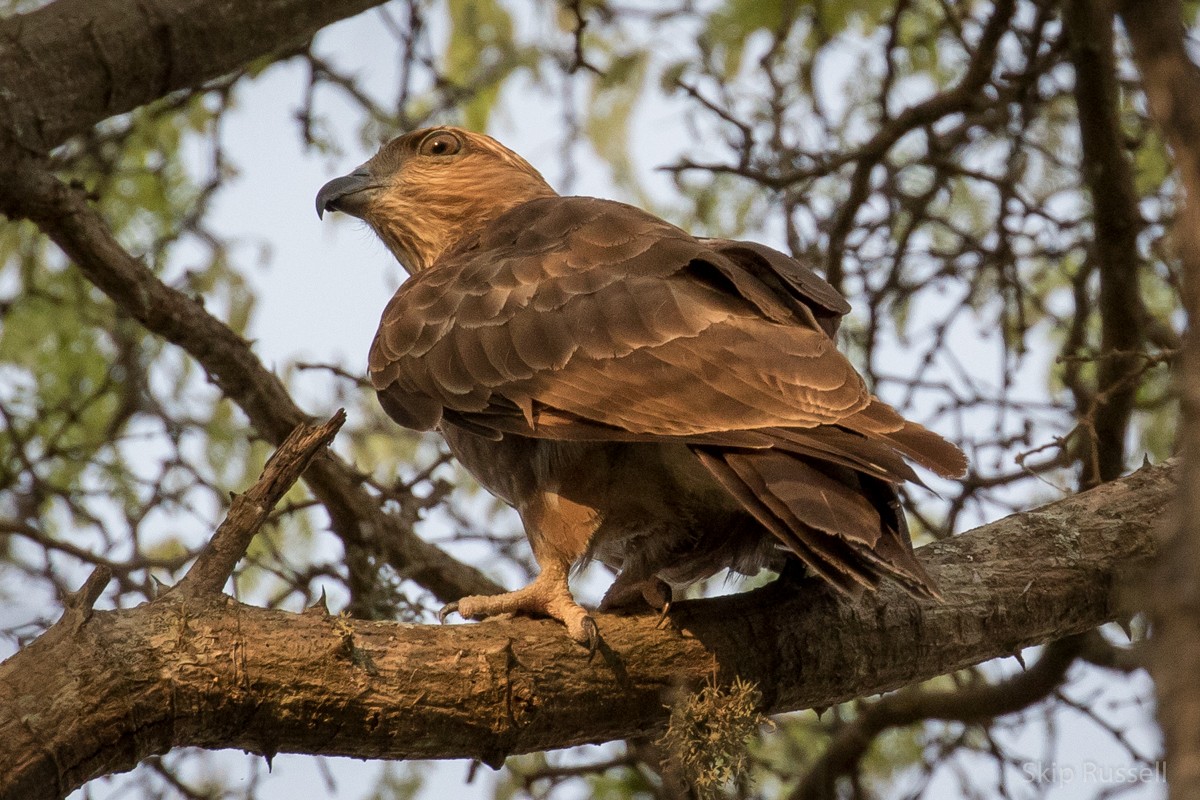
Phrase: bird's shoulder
[
  {"left": 450, "top": 196, "right": 852, "bottom": 336},
  {"left": 380, "top": 195, "right": 849, "bottom": 342},
  {"left": 441, "top": 195, "right": 708, "bottom": 286},
  {"left": 369, "top": 195, "right": 720, "bottom": 370}
]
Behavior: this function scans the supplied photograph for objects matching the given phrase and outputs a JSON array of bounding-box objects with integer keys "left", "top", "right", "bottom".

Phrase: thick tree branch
[
  {"left": 0, "top": 460, "right": 1169, "bottom": 800},
  {"left": 0, "top": 160, "right": 502, "bottom": 604},
  {"left": 1117, "top": 3, "right": 1200, "bottom": 796},
  {"left": 0, "top": 0, "right": 389, "bottom": 157}
]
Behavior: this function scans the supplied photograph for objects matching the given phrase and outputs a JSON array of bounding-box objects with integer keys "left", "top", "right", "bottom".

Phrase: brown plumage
[{"left": 317, "top": 127, "right": 967, "bottom": 646}]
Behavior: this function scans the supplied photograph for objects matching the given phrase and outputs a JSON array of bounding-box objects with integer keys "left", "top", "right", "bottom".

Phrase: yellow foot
[{"left": 439, "top": 577, "right": 599, "bottom": 651}]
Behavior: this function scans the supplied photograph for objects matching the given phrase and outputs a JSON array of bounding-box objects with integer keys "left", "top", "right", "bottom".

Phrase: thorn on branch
[{"left": 305, "top": 587, "right": 332, "bottom": 616}]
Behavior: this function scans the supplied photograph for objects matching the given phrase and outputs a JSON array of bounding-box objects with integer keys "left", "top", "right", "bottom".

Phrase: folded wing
[{"left": 368, "top": 195, "right": 966, "bottom": 596}]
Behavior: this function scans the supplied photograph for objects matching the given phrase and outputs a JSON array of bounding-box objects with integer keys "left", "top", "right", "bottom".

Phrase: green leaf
[{"left": 444, "top": 0, "right": 523, "bottom": 130}]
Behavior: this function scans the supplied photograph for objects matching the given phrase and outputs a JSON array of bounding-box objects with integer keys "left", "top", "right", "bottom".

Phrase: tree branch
[
  {"left": 791, "top": 634, "right": 1086, "bottom": 800},
  {"left": 822, "top": 0, "right": 1016, "bottom": 290},
  {"left": 1116, "top": 2, "right": 1200, "bottom": 795},
  {"left": 0, "top": 0, "right": 389, "bottom": 157},
  {"left": 1064, "top": 0, "right": 1146, "bottom": 487},
  {"left": 174, "top": 410, "right": 346, "bottom": 597},
  {"left": 0, "top": 459, "right": 1170, "bottom": 800},
  {"left": 0, "top": 160, "right": 502, "bottom": 605}
]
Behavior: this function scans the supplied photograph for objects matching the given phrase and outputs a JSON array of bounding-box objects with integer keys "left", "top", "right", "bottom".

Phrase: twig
[
  {"left": 173, "top": 411, "right": 346, "bottom": 597},
  {"left": 791, "top": 635, "right": 1086, "bottom": 800},
  {"left": 56, "top": 565, "right": 114, "bottom": 632}
]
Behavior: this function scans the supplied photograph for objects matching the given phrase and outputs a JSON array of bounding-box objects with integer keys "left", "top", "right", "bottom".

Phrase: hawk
[{"left": 317, "top": 127, "right": 966, "bottom": 647}]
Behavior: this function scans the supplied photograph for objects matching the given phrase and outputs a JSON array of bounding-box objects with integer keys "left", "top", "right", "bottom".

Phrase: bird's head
[{"left": 316, "top": 126, "right": 556, "bottom": 272}]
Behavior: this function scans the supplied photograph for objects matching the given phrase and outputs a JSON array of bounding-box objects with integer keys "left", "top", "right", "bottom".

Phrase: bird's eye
[{"left": 419, "top": 131, "right": 462, "bottom": 157}]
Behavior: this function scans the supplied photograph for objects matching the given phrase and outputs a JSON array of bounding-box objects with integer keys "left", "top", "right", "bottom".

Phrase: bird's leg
[
  {"left": 601, "top": 573, "right": 674, "bottom": 630},
  {"left": 440, "top": 490, "right": 600, "bottom": 649}
]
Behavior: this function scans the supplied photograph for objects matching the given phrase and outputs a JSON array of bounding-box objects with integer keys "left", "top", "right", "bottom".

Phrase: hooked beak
[{"left": 316, "top": 168, "right": 378, "bottom": 219}]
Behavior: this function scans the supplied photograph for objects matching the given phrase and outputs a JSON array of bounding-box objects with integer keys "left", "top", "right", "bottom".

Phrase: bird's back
[{"left": 371, "top": 195, "right": 963, "bottom": 599}]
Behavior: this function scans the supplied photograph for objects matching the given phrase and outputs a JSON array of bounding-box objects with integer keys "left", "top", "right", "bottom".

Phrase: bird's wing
[
  {"left": 369, "top": 195, "right": 872, "bottom": 440},
  {"left": 700, "top": 238, "right": 850, "bottom": 338}
]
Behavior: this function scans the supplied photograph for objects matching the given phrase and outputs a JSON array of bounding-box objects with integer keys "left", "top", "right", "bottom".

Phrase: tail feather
[
  {"left": 693, "top": 445, "right": 941, "bottom": 600},
  {"left": 693, "top": 448, "right": 872, "bottom": 595},
  {"left": 766, "top": 426, "right": 920, "bottom": 485}
]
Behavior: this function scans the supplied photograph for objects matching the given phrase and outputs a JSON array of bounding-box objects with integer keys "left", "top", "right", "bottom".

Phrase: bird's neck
[{"left": 373, "top": 176, "right": 555, "bottom": 273}]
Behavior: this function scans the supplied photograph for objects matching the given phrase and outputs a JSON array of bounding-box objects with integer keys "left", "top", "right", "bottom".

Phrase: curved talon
[
  {"left": 582, "top": 615, "right": 600, "bottom": 657},
  {"left": 438, "top": 601, "right": 460, "bottom": 624}
]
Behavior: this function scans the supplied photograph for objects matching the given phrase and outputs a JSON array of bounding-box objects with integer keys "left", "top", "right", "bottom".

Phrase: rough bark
[
  {"left": 0, "top": 459, "right": 1170, "bottom": 800},
  {"left": 0, "top": 0, "right": 388, "bottom": 157},
  {"left": 1117, "top": 3, "right": 1200, "bottom": 797}
]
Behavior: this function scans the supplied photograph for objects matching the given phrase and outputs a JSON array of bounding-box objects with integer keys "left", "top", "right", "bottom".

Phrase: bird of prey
[{"left": 317, "top": 126, "right": 966, "bottom": 647}]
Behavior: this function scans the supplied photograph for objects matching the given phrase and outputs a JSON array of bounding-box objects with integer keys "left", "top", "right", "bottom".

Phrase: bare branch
[
  {"left": 1117, "top": 2, "right": 1200, "bottom": 795},
  {"left": 0, "top": 0, "right": 389, "bottom": 157},
  {"left": 0, "top": 160, "right": 502, "bottom": 604},
  {"left": 823, "top": 0, "right": 1017, "bottom": 290},
  {"left": 59, "top": 565, "right": 114, "bottom": 632},
  {"left": 1064, "top": 0, "right": 1146, "bottom": 487},
  {"left": 792, "top": 635, "right": 1085, "bottom": 800},
  {"left": 174, "top": 411, "right": 346, "bottom": 597}
]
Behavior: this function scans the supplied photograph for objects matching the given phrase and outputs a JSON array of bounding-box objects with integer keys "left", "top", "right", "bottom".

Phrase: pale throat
[
  {"left": 372, "top": 179, "right": 554, "bottom": 272},
  {"left": 372, "top": 214, "right": 455, "bottom": 273}
]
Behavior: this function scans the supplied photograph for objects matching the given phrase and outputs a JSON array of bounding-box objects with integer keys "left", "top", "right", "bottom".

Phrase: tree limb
[
  {"left": 0, "top": 0, "right": 389, "bottom": 157},
  {"left": 0, "top": 459, "right": 1170, "bottom": 800},
  {"left": 791, "top": 634, "right": 1086, "bottom": 800},
  {"left": 173, "top": 411, "right": 346, "bottom": 597},
  {"left": 1063, "top": 0, "right": 1147, "bottom": 488},
  {"left": 0, "top": 159, "right": 503, "bottom": 605},
  {"left": 1117, "top": 3, "right": 1200, "bottom": 796}
]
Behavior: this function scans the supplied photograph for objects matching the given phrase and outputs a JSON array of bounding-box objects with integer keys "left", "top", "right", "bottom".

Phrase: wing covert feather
[{"left": 370, "top": 196, "right": 870, "bottom": 438}]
